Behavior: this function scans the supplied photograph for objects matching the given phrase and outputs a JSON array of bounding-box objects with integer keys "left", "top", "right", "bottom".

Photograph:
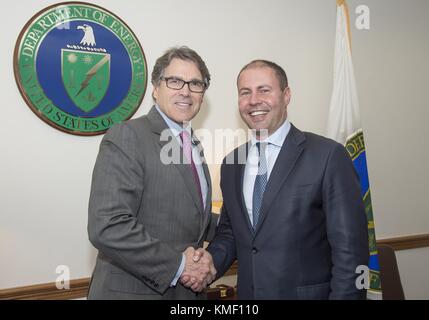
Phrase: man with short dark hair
[
  {"left": 87, "top": 46, "right": 217, "bottom": 299},
  {"left": 199, "top": 59, "right": 369, "bottom": 299}
]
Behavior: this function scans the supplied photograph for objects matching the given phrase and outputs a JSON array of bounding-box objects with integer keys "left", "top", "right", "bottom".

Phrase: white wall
[
  {"left": 396, "top": 248, "right": 429, "bottom": 300},
  {"left": 1, "top": 0, "right": 428, "bottom": 298}
]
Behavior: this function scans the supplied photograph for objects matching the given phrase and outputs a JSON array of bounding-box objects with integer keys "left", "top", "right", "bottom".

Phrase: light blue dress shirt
[
  {"left": 243, "top": 119, "right": 291, "bottom": 225},
  {"left": 155, "top": 105, "right": 208, "bottom": 286}
]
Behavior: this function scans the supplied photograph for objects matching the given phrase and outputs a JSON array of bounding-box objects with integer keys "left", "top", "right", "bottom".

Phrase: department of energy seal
[{"left": 14, "top": 2, "right": 147, "bottom": 135}]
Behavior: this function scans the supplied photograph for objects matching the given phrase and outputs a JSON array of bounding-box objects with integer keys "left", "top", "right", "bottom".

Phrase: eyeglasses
[{"left": 160, "top": 76, "right": 206, "bottom": 93}]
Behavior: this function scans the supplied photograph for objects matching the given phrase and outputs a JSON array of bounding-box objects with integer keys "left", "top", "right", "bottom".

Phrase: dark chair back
[{"left": 377, "top": 244, "right": 405, "bottom": 300}]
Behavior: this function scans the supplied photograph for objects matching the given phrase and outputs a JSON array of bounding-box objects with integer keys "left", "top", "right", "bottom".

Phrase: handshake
[{"left": 179, "top": 247, "right": 217, "bottom": 292}]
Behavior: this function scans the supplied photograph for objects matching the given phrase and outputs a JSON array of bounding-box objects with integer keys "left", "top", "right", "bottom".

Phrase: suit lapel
[
  {"left": 254, "top": 125, "right": 306, "bottom": 235},
  {"left": 193, "top": 131, "right": 211, "bottom": 208},
  {"left": 193, "top": 133, "right": 213, "bottom": 243},
  {"left": 236, "top": 142, "right": 255, "bottom": 233},
  {"left": 147, "top": 106, "right": 204, "bottom": 214}
]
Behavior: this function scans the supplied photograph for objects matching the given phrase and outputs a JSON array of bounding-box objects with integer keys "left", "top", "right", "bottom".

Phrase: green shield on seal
[{"left": 62, "top": 49, "right": 110, "bottom": 113}]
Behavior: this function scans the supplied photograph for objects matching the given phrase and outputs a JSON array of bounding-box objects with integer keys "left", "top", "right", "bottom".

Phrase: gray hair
[
  {"left": 237, "top": 59, "right": 288, "bottom": 91},
  {"left": 151, "top": 46, "right": 211, "bottom": 88}
]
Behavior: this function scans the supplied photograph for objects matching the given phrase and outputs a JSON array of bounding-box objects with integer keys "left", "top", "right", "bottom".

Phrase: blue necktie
[{"left": 252, "top": 142, "right": 268, "bottom": 228}]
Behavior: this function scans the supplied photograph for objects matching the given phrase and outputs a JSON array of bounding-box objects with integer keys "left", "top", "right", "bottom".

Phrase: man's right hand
[{"left": 179, "top": 247, "right": 217, "bottom": 292}]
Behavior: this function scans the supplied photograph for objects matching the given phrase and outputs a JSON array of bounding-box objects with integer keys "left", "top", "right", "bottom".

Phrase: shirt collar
[
  {"left": 250, "top": 119, "right": 291, "bottom": 148},
  {"left": 155, "top": 104, "right": 193, "bottom": 140}
]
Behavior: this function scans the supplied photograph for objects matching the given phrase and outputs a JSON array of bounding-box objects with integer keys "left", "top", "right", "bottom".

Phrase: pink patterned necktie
[{"left": 180, "top": 130, "right": 204, "bottom": 209}]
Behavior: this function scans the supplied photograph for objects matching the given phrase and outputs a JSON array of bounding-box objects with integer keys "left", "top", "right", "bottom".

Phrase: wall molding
[
  {"left": 377, "top": 233, "right": 429, "bottom": 251},
  {"left": 0, "top": 278, "right": 89, "bottom": 300},
  {"left": 1, "top": 233, "right": 428, "bottom": 300}
]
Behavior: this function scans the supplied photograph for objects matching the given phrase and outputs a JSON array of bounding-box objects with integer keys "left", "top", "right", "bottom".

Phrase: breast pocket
[{"left": 289, "top": 183, "right": 317, "bottom": 197}]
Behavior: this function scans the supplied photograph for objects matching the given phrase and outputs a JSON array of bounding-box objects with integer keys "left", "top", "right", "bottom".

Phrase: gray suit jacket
[
  {"left": 87, "top": 106, "right": 216, "bottom": 300},
  {"left": 208, "top": 124, "right": 369, "bottom": 299}
]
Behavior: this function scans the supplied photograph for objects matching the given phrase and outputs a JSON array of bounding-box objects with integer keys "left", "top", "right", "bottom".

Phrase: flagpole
[
  {"left": 337, "top": 0, "right": 352, "bottom": 52},
  {"left": 328, "top": 0, "right": 383, "bottom": 299}
]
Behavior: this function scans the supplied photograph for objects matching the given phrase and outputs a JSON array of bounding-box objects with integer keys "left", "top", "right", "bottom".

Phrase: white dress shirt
[{"left": 243, "top": 119, "right": 291, "bottom": 225}]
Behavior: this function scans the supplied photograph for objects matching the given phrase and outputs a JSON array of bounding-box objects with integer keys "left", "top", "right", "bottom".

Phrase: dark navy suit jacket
[{"left": 208, "top": 124, "right": 369, "bottom": 299}]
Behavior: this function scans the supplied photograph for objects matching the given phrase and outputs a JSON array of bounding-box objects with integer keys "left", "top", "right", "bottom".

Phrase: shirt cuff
[{"left": 170, "top": 253, "right": 186, "bottom": 287}]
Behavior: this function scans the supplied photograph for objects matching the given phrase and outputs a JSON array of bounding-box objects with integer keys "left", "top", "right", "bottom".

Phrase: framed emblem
[{"left": 14, "top": 2, "right": 147, "bottom": 135}]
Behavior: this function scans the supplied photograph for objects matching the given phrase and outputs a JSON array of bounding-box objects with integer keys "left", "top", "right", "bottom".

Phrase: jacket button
[{"left": 252, "top": 248, "right": 258, "bottom": 254}]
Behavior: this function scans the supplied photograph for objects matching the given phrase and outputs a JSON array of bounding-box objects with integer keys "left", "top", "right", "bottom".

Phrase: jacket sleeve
[
  {"left": 207, "top": 163, "right": 237, "bottom": 279},
  {"left": 87, "top": 123, "right": 181, "bottom": 294},
  {"left": 204, "top": 212, "right": 220, "bottom": 243},
  {"left": 323, "top": 142, "right": 369, "bottom": 300}
]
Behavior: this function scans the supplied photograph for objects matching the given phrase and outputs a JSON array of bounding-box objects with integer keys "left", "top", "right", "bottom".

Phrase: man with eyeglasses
[{"left": 87, "top": 46, "right": 217, "bottom": 299}]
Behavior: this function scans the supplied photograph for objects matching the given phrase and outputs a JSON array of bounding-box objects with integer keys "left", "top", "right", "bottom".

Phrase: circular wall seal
[{"left": 14, "top": 2, "right": 147, "bottom": 135}]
